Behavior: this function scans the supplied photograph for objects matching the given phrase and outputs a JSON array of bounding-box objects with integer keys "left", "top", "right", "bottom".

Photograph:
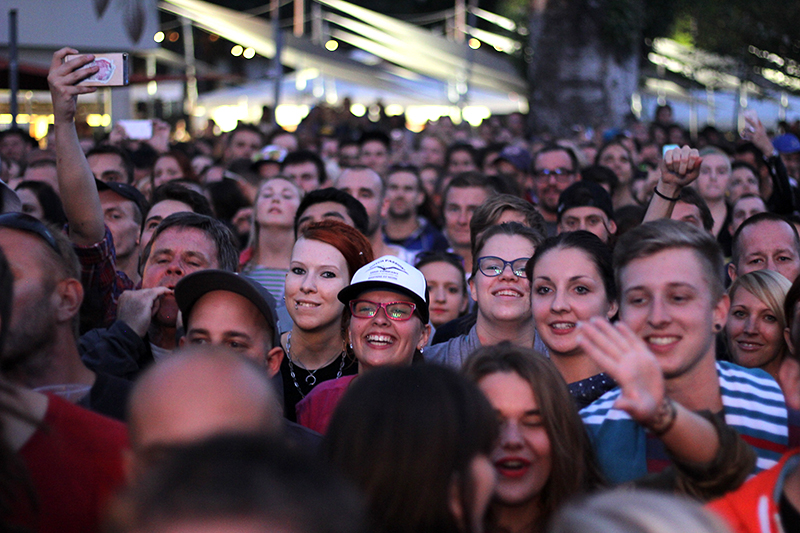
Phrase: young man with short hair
[{"left": 581, "top": 219, "right": 789, "bottom": 484}]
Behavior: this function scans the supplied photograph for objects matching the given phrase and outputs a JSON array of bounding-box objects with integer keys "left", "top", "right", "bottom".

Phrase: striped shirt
[
  {"left": 580, "top": 361, "right": 789, "bottom": 485},
  {"left": 244, "top": 266, "right": 287, "bottom": 302}
]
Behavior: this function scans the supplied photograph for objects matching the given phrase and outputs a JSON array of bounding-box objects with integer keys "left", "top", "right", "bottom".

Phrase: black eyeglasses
[
  {"left": 350, "top": 300, "right": 417, "bottom": 321},
  {"left": 534, "top": 168, "right": 575, "bottom": 183},
  {"left": 476, "top": 256, "right": 530, "bottom": 278},
  {"left": 0, "top": 212, "right": 60, "bottom": 253}
]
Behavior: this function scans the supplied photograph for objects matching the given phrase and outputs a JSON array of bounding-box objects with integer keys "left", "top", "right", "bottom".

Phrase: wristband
[
  {"left": 654, "top": 186, "right": 680, "bottom": 202},
  {"left": 646, "top": 397, "right": 678, "bottom": 436}
]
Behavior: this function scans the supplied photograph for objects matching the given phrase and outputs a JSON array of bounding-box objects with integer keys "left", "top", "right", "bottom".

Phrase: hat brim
[
  {"left": 338, "top": 280, "right": 429, "bottom": 324},
  {"left": 175, "top": 270, "right": 279, "bottom": 346}
]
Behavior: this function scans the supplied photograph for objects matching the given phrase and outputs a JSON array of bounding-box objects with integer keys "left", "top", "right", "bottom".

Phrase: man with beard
[
  {"left": 532, "top": 144, "right": 581, "bottom": 236},
  {"left": 335, "top": 166, "right": 413, "bottom": 261},
  {"left": 382, "top": 164, "right": 448, "bottom": 254},
  {"left": 0, "top": 213, "right": 131, "bottom": 420}
]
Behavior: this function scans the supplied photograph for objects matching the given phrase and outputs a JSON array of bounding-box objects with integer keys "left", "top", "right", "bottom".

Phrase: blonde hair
[
  {"left": 728, "top": 269, "right": 792, "bottom": 332},
  {"left": 245, "top": 176, "right": 304, "bottom": 263},
  {"left": 547, "top": 490, "right": 731, "bottom": 533}
]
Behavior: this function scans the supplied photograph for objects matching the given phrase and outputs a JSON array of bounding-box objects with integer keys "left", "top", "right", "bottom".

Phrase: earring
[
  {"left": 349, "top": 343, "right": 353, "bottom": 350},
  {"left": 714, "top": 324, "right": 722, "bottom": 332}
]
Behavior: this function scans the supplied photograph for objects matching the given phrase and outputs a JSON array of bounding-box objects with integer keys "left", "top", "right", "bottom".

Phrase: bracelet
[
  {"left": 653, "top": 186, "right": 680, "bottom": 202},
  {"left": 645, "top": 397, "right": 678, "bottom": 436}
]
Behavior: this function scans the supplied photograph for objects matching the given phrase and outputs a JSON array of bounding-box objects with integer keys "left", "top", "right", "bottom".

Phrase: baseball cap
[
  {"left": 773, "top": 133, "right": 800, "bottom": 154},
  {"left": 494, "top": 145, "right": 532, "bottom": 173},
  {"left": 338, "top": 255, "right": 429, "bottom": 324},
  {"left": 175, "top": 270, "right": 279, "bottom": 347},
  {"left": 557, "top": 180, "right": 614, "bottom": 222},
  {"left": 95, "top": 178, "right": 149, "bottom": 220}
]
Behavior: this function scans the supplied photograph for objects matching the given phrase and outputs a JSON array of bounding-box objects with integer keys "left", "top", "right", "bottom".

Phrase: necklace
[{"left": 285, "top": 331, "right": 346, "bottom": 399}]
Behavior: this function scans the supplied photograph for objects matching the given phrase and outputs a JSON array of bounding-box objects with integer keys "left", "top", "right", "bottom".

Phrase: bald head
[{"left": 127, "top": 346, "right": 282, "bottom": 479}]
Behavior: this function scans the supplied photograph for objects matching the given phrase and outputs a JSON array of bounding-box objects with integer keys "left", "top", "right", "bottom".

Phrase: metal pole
[
  {"left": 182, "top": 17, "right": 198, "bottom": 126},
  {"left": 294, "top": 0, "right": 304, "bottom": 37},
  {"left": 271, "top": 0, "right": 283, "bottom": 127},
  {"left": 9, "top": 10, "right": 18, "bottom": 129}
]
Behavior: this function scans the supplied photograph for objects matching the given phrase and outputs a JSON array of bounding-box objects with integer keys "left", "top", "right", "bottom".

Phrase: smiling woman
[
  {"left": 424, "top": 222, "right": 546, "bottom": 369},
  {"left": 295, "top": 255, "right": 430, "bottom": 434},
  {"left": 527, "top": 231, "right": 618, "bottom": 408},
  {"left": 725, "top": 269, "right": 791, "bottom": 380},
  {"left": 279, "top": 220, "right": 373, "bottom": 421},
  {"left": 464, "top": 343, "right": 605, "bottom": 533}
]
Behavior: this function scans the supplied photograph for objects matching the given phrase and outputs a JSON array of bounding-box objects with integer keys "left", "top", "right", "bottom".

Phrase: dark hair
[
  {"left": 359, "top": 131, "right": 390, "bottom": 150},
  {"left": 534, "top": 144, "right": 579, "bottom": 174},
  {"left": 300, "top": 220, "right": 374, "bottom": 278},
  {"left": 154, "top": 151, "right": 197, "bottom": 184},
  {"left": 281, "top": 150, "right": 327, "bottom": 185},
  {"left": 227, "top": 124, "right": 265, "bottom": 147},
  {"left": 471, "top": 222, "right": 544, "bottom": 277},
  {"left": 731, "top": 160, "right": 759, "bottom": 177},
  {"left": 86, "top": 145, "right": 134, "bottom": 184},
  {"left": 415, "top": 251, "right": 468, "bottom": 296},
  {"left": 0, "top": 248, "right": 11, "bottom": 357},
  {"left": 734, "top": 142, "right": 765, "bottom": 167},
  {"left": 204, "top": 179, "right": 249, "bottom": 223},
  {"left": 324, "top": 365, "right": 498, "bottom": 533},
  {"left": 140, "top": 212, "right": 239, "bottom": 274},
  {"left": 581, "top": 165, "right": 620, "bottom": 196},
  {"left": 116, "top": 433, "right": 366, "bottom": 533},
  {"left": 14, "top": 181, "right": 67, "bottom": 226},
  {"left": 614, "top": 219, "right": 725, "bottom": 301},
  {"left": 294, "top": 187, "right": 369, "bottom": 236},
  {"left": 527, "top": 231, "right": 616, "bottom": 303},
  {"left": 445, "top": 143, "right": 478, "bottom": 172},
  {"left": 595, "top": 141, "right": 633, "bottom": 179},
  {"left": 442, "top": 171, "right": 496, "bottom": 210},
  {"left": 785, "top": 276, "right": 800, "bottom": 363},
  {"left": 469, "top": 193, "right": 546, "bottom": 250},
  {"left": 150, "top": 181, "right": 214, "bottom": 218},
  {"left": 731, "top": 212, "right": 800, "bottom": 270},
  {"left": 677, "top": 187, "right": 714, "bottom": 232},
  {"left": 463, "top": 343, "right": 605, "bottom": 525}
]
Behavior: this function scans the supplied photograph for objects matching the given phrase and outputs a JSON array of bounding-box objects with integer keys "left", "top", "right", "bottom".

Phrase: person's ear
[
  {"left": 607, "top": 300, "right": 619, "bottom": 319},
  {"left": 607, "top": 219, "right": 618, "bottom": 236},
  {"left": 178, "top": 336, "right": 186, "bottom": 348},
  {"left": 264, "top": 346, "right": 284, "bottom": 379},
  {"left": 727, "top": 262, "right": 737, "bottom": 282},
  {"left": 469, "top": 277, "right": 477, "bottom": 303},
  {"left": 447, "top": 473, "right": 465, "bottom": 531},
  {"left": 53, "top": 278, "right": 83, "bottom": 324},
  {"left": 778, "top": 357, "right": 800, "bottom": 411},
  {"left": 417, "top": 324, "right": 432, "bottom": 351},
  {"left": 712, "top": 293, "right": 730, "bottom": 332}
]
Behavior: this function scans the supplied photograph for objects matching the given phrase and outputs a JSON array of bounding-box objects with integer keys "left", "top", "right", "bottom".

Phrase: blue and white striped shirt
[{"left": 580, "top": 361, "right": 789, "bottom": 484}]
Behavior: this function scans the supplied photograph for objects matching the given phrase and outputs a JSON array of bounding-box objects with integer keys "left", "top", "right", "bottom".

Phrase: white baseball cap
[{"left": 338, "top": 255, "right": 429, "bottom": 323}]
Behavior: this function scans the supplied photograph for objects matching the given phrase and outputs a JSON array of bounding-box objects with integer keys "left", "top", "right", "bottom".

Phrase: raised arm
[
  {"left": 643, "top": 146, "right": 703, "bottom": 223},
  {"left": 577, "top": 318, "right": 720, "bottom": 465},
  {"left": 742, "top": 111, "right": 796, "bottom": 214},
  {"left": 47, "top": 47, "right": 105, "bottom": 245}
]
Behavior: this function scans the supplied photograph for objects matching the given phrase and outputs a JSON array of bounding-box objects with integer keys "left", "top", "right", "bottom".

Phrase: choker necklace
[{"left": 285, "top": 331, "right": 346, "bottom": 399}]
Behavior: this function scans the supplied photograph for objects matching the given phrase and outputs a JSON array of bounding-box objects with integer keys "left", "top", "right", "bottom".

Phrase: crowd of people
[{"left": 4, "top": 46, "right": 800, "bottom": 533}]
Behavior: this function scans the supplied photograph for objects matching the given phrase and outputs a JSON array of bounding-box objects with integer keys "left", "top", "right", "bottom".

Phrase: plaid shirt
[{"left": 72, "top": 227, "right": 135, "bottom": 330}]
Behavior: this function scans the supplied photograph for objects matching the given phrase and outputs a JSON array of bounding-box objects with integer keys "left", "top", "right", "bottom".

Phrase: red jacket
[{"left": 708, "top": 450, "right": 800, "bottom": 533}]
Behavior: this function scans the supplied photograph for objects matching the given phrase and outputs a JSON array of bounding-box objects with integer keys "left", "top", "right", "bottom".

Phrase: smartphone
[
  {"left": 662, "top": 144, "right": 679, "bottom": 157},
  {"left": 118, "top": 120, "right": 152, "bottom": 140},
  {"left": 65, "top": 53, "right": 129, "bottom": 86}
]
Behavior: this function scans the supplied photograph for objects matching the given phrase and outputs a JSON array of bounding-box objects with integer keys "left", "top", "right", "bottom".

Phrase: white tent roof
[{"left": 160, "top": 0, "right": 528, "bottom": 109}]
